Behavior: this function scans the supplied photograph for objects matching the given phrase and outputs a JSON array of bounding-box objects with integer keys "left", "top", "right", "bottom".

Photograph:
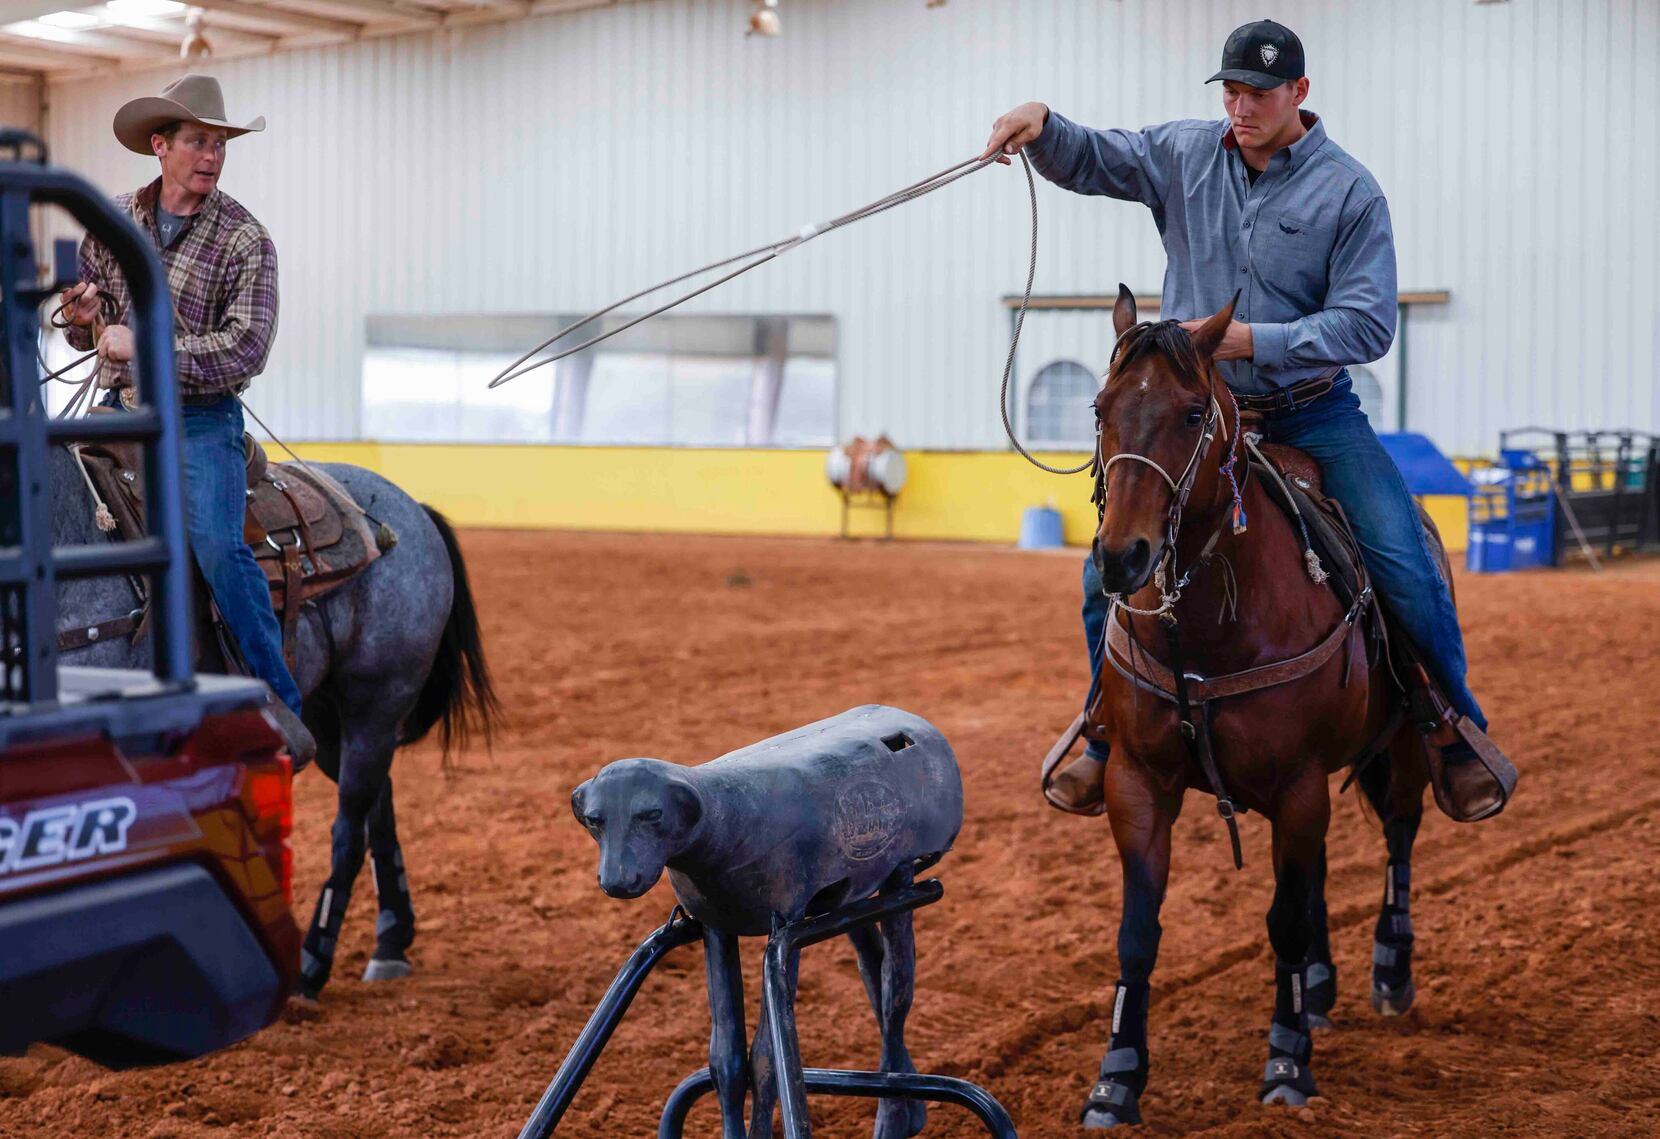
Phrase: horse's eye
[
  {"left": 636, "top": 808, "right": 663, "bottom": 824},
  {"left": 1184, "top": 407, "right": 1205, "bottom": 427},
  {"left": 582, "top": 814, "right": 603, "bottom": 832}
]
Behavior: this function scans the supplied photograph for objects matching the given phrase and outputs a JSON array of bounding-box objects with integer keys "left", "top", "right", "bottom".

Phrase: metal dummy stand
[
  {"left": 517, "top": 879, "right": 1017, "bottom": 1139},
  {"left": 838, "top": 487, "right": 897, "bottom": 541}
]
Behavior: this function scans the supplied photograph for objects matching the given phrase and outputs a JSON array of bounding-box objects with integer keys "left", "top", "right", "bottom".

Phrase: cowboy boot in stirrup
[
  {"left": 267, "top": 699, "right": 317, "bottom": 774},
  {"left": 1408, "top": 669, "right": 1517, "bottom": 823},
  {"left": 1041, "top": 712, "right": 1109, "bottom": 816}
]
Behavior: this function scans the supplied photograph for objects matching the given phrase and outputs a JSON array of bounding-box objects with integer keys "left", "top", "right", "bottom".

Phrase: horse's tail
[{"left": 401, "top": 506, "right": 501, "bottom": 759}]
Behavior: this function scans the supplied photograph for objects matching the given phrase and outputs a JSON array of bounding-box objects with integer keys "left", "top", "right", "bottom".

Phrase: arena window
[
  {"left": 361, "top": 313, "right": 836, "bottom": 447},
  {"left": 1025, "top": 359, "right": 1099, "bottom": 448}
]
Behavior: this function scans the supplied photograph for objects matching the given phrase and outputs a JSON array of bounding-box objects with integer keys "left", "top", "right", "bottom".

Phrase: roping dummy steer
[{"left": 563, "top": 705, "right": 974, "bottom": 1139}]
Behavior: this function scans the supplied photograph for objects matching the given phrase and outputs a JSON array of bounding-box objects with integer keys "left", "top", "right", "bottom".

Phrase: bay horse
[
  {"left": 48, "top": 445, "right": 499, "bottom": 1001},
  {"left": 1075, "top": 287, "right": 1433, "bottom": 1127}
]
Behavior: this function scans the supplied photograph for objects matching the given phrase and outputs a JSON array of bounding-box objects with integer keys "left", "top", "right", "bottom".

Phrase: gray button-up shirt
[{"left": 1026, "top": 110, "right": 1397, "bottom": 395}]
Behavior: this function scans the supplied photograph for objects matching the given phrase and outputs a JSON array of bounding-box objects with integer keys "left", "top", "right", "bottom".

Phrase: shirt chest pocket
[{"left": 1254, "top": 209, "right": 1337, "bottom": 297}]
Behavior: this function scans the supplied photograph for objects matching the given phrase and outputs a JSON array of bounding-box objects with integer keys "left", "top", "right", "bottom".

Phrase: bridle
[{"left": 1090, "top": 322, "right": 1243, "bottom": 619}]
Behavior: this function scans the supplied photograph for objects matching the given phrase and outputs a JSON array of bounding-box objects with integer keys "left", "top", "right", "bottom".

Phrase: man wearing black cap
[{"left": 982, "top": 27, "right": 1504, "bottom": 814}]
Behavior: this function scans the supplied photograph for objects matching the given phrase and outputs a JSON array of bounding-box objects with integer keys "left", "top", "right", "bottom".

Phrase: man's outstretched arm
[{"left": 982, "top": 101, "right": 1175, "bottom": 210}]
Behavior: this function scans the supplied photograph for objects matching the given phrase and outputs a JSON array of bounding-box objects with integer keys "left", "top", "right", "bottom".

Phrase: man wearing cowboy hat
[
  {"left": 59, "top": 74, "right": 312, "bottom": 765},
  {"left": 981, "top": 20, "right": 1509, "bottom": 819}
]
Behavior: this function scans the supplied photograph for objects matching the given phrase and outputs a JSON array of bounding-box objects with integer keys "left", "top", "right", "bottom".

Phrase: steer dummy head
[{"left": 570, "top": 758, "right": 705, "bottom": 899}]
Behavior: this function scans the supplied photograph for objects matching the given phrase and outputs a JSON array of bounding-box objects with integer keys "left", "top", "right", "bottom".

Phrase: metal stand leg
[
  {"left": 660, "top": 1067, "right": 1018, "bottom": 1139},
  {"left": 754, "top": 880, "right": 1015, "bottom": 1139},
  {"left": 517, "top": 908, "right": 702, "bottom": 1139}
]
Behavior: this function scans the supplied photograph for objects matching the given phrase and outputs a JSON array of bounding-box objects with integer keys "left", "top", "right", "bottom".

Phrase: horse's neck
[{"left": 1130, "top": 477, "right": 1334, "bottom": 670}]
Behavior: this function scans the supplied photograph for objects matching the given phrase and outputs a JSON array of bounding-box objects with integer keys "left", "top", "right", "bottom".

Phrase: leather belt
[{"left": 1233, "top": 369, "right": 1340, "bottom": 415}]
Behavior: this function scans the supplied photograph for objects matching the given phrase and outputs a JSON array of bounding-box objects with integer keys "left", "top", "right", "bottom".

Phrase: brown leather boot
[
  {"left": 1041, "top": 713, "right": 1108, "bottom": 816},
  {"left": 1426, "top": 718, "right": 1517, "bottom": 823},
  {"left": 267, "top": 700, "right": 317, "bottom": 774},
  {"left": 1407, "top": 669, "right": 1517, "bottom": 822}
]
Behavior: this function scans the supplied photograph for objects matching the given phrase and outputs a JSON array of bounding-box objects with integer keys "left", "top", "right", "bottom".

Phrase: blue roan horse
[{"left": 49, "top": 445, "right": 499, "bottom": 1000}]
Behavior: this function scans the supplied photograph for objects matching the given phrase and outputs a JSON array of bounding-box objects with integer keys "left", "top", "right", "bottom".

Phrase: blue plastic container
[
  {"left": 1466, "top": 455, "right": 1554, "bottom": 573},
  {"left": 1018, "top": 506, "right": 1066, "bottom": 550}
]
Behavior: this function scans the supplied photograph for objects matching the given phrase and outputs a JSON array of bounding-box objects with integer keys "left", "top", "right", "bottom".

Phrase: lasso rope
[{"left": 487, "top": 151, "right": 1084, "bottom": 477}]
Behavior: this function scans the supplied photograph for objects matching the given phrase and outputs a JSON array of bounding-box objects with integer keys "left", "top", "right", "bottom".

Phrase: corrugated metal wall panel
[
  {"left": 37, "top": 0, "right": 1659, "bottom": 452},
  {"left": 0, "top": 80, "right": 40, "bottom": 134}
]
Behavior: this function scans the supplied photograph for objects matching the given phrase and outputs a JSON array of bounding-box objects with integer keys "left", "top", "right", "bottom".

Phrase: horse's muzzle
[{"left": 1093, "top": 536, "right": 1155, "bottom": 596}]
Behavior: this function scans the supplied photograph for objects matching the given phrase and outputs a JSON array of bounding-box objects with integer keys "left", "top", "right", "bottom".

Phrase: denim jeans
[
  {"left": 182, "top": 396, "right": 304, "bottom": 716},
  {"left": 1081, "top": 374, "right": 1486, "bottom": 743}
]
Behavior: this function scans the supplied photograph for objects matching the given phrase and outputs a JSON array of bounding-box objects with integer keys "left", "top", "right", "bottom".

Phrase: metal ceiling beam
[
  {"left": 93, "top": 8, "right": 282, "bottom": 50},
  {"left": 280, "top": 0, "right": 439, "bottom": 27},
  {"left": 0, "top": 36, "right": 109, "bottom": 69},
  {"left": 181, "top": 0, "right": 360, "bottom": 37},
  {"left": 1, "top": 24, "right": 177, "bottom": 54}
]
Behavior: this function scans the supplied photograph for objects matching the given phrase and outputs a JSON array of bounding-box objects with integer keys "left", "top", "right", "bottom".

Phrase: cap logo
[{"left": 1260, "top": 44, "right": 1279, "bottom": 66}]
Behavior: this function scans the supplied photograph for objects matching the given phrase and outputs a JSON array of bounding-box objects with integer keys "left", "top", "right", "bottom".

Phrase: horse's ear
[
  {"left": 1188, "top": 291, "right": 1240, "bottom": 360},
  {"left": 1112, "top": 283, "right": 1137, "bottom": 339}
]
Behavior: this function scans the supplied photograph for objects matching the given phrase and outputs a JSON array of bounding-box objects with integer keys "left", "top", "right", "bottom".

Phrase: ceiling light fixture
[
  {"left": 180, "top": 5, "right": 209, "bottom": 60},
  {"left": 748, "top": 0, "right": 779, "bottom": 37},
  {"left": 38, "top": 9, "right": 105, "bottom": 27}
]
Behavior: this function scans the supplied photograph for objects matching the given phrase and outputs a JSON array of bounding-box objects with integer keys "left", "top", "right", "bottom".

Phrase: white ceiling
[{"left": 0, "top": 0, "right": 648, "bottom": 80}]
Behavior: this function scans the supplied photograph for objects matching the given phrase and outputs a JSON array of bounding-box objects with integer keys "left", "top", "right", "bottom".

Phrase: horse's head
[{"left": 1091, "top": 286, "right": 1239, "bottom": 595}]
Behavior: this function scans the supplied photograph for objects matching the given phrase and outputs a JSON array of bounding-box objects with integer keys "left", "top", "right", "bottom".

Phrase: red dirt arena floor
[{"left": 4, "top": 530, "right": 1659, "bottom": 1138}]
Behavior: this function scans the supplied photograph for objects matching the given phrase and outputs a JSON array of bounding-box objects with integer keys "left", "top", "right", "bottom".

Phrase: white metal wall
[
  {"left": 40, "top": 0, "right": 1660, "bottom": 453},
  {"left": 0, "top": 81, "right": 40, "bottom": 135}
]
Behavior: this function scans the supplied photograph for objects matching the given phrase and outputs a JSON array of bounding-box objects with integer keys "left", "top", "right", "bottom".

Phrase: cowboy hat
[{"left": 112, "top": 74, "right": 265, "bottom": 156}]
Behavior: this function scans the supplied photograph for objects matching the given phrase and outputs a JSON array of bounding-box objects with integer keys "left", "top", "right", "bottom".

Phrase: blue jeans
[
  {"left": 183, "top": 397, "right": 304, "bottom": 716},
  {"left": 1081, "top": 374, "right": 1486, "bottom": 743}
]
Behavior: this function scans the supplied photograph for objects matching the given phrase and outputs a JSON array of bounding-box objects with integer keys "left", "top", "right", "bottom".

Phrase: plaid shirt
[{"left": 66, "top": 178, "right": 279, "bottom": 398}]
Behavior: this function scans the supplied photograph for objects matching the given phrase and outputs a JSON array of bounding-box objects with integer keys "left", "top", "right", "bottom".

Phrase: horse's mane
[{"left": 1109, "top": 320, "right": 1205, "bottom": 387}]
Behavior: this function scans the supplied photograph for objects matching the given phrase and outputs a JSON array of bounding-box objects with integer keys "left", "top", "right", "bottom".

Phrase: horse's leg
[
  {"left": 1362, "top": 735, "right": 1428, "bottom": 1016},
  {"left": 362, "top": 778, "right": 417, "bottom": 982},
  {"left": 1259, "top": 767, "right": 1331, "bottom": 1107},
  {"left": 702, "top": 927, "right": 748, "bottom": 1139},
  {"left": 1302, "top": 843, "right": 1337, "bottom": 1028},
  {"left": 747, "top": 937, "right": 800, "bottom": 1139},
  {"left": 297, "top": 717, "right": 399, "bottom": 1000},
  {"left": 1081, "top": 760, "right": 1180, "bottom": 1130}
]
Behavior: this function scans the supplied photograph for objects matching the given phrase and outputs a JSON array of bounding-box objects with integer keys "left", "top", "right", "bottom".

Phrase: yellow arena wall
[{"left": 292, "top": 444, "right": 1471, "bottom": 553}]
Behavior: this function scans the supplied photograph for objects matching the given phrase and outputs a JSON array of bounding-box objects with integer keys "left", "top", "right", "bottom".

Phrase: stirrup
[
  {"left": 1040, "top": 711, "right": 1106, "bottom": 817},
  {"left": 1428, "top": 717, "right": 1517, "bottom": 822}
]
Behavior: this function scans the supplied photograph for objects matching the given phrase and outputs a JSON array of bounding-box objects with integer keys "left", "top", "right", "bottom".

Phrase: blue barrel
[{"left": 1018, "top": 506, "right": 1066, "bottom": 549}]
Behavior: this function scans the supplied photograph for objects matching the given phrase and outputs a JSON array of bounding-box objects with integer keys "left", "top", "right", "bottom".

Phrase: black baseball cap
[{"left": 1206, "top": 19, "right": 1304, "bottom": 89}]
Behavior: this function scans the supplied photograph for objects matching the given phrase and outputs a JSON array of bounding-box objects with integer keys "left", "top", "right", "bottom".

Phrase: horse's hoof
[
  {"left": 1371, "top": 978, "right": 1416, "bottom": 1017},
  {"left": 1306, "top": 1013, "right": 1335, "bottom": 1031},
  {"left": 1261, "top": 1084, "right": 1308, "bottom": 1107},
  {"left": 363, "top": 956, "right": 413, "bottom": 982},
  {"left": 281, "top": 993, "right": 323, "bottom": 1023},
  {"left": 1080, "top": 1107, "right": 1130, "bottom": 1129},
  {"left": 1259, "top": 1056, "right": 1317, "bottom": 1106},
  {"left": 1080, "top": 1081, "right": 1141, "bottom": 1129}
]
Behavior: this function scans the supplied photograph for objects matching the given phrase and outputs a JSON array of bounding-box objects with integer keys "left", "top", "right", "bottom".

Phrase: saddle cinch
[
  {"left": 1044, "top": 430, "right": 1518, "bottom": 828},
  {"left": 72, "top": 424, "right": 393, "bottom": 670}
]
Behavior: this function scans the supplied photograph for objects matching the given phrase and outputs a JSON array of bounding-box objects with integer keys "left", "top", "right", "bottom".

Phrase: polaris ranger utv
[{"left": 0, "top": 131, "right": 300, "bottom": 1068}]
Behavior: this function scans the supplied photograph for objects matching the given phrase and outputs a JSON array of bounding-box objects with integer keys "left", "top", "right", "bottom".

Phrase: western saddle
[{"left": 68, "top": 425, "right": 393, "bottom": 670}]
